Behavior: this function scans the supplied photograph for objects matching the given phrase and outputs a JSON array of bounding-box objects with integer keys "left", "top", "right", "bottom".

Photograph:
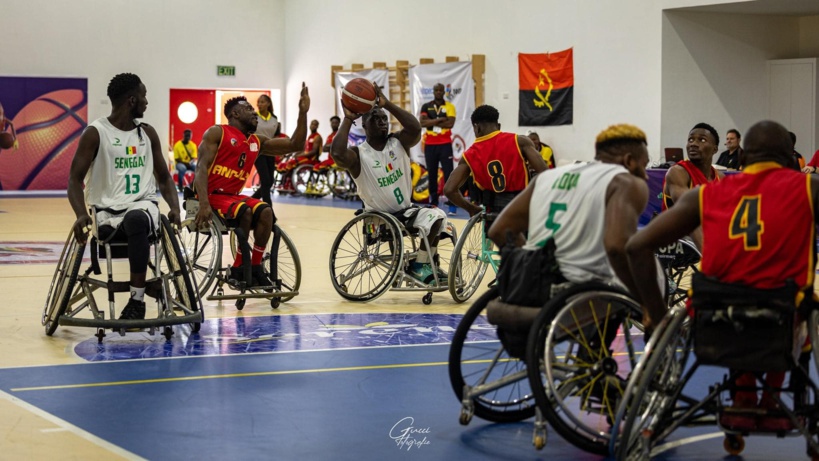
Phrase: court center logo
[{"left": 389, "top": 416, "right": 431, "bottom": 451}]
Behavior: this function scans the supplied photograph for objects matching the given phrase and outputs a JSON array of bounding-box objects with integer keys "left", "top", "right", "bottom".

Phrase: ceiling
[{"left": 672, "top": 0, "right": 819, "bottom": 16}]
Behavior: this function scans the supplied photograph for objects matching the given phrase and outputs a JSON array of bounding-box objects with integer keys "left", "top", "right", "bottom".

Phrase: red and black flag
[{"left": 518, "top": 49, "right": 573, "bottom": 126}]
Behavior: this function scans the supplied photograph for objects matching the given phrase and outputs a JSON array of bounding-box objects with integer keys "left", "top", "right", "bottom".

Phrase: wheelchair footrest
[
  {"left": 58, "top": 311, "right": 203, "bottom": 329},
  {"left": 103, "top": 279, "right": 164, "bottom": 298},
  {"left": 207, "top": 291, "right": 298, "bottom": 301}
]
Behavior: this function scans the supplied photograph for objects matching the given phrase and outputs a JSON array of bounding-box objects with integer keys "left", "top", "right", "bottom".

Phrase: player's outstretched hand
[
  {"left": 373, "top": 82, "right": 387, "bottom": 108},
  {"left": 298, "top": 82, "right": 310, "bottom": 113}
]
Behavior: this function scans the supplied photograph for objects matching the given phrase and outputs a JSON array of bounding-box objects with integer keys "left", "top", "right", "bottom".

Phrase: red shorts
[
  {"left": 207, "top": 193, "right": 267, "bottom": 221},
  {"left": 313, "top": 158, "right": 335, "bottom": 171}
]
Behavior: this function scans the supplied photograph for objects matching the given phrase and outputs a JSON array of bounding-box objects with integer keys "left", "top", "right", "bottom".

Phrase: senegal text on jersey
[
  {"left": 377, "top": 169, "right": 405, "bottom": 188},
  {"left": 115, "top": 156, "right": 146, "bottom": 169}
]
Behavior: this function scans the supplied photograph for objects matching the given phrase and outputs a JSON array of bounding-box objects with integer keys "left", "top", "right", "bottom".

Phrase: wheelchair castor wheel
[
  {"left": 533, "top": 435, "right": 546, "bottom": 450},
  {"left": 459, "top": 409, "right": 472, "bottom": 426},
  {"left": 236, "top": 299, "right": 245, "bottom": 310},
  {"left": 95, "top": 328, "right": 106, "bottom": 343},
  {"left": 339, "top": 284, "right": 347, "bottom": 293},
  {"left": 217, "top": 288, "right": 224, "bottom": 297},
  {"left": 163, "top": 326, "right": 173, "bottom": 341},
  {"left": 191, "top": 322, "right": 201, "bottom": 333},
  {"left": 423, "top": 293, "right": 433, "bottom": 305},
  {"left": 723, "top": 434, "right": 744, "bottom": 455},
  {"left": 270, "top": 298, "right": 280, "bottom": 309}
]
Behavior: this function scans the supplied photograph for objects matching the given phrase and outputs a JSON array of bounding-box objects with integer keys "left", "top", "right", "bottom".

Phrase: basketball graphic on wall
[{"left": 0, "top": 89, "right": 87, "bottom": 190}]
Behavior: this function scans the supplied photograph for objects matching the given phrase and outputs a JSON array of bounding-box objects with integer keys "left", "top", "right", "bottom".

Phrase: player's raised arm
[{"left": 259, "top": 83, "right": 310, "bottom": 157}]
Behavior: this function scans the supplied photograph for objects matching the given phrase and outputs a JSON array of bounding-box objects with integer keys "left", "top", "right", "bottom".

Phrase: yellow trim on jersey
[
  {"left": 474, "top": 130, "right": 501, "bottom": 143},
  {"left": 805, "top": 172, "right": 815, "bottom": 291},
  {"left": 207, "top": 126, "right": 226, "bottom": 176},
  {"left": 698, "top": 184, "right": 705, "bottom": 226},
  {"left": 742, "top": 161, "right": 782, "bottom": 174},
  {"left": 514, "top": 134, "right": 529, "bottom": 188}
]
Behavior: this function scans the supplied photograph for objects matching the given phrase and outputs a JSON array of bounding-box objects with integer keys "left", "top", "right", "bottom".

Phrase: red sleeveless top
[{"left": 206, "top": 125, "right": 260, "bottom": 195}]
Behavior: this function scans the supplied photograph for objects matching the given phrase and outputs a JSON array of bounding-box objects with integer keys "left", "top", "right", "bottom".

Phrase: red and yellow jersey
[
  {"left": 700, "top": 162, "right": 814, "bottom": 291},
  {"left": 304, "top": 132, "right": 320, "bottom": 159},
  {"left": 461, "top": 131, "right": 528, "bottom": 193},
  {"left": 206, "top": 125, "right": 260, "bottom": 195},
  {"left": 661, "top": 160, "right": 720, "bottom": 211}
]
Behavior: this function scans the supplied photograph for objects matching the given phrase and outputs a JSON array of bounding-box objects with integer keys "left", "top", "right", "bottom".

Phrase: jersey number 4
[{"left": 729, "top": 195, "right": 764, "bottom": 250}]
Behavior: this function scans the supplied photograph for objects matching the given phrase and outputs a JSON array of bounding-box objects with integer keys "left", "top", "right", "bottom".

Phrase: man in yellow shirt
[
  {"left": 173, "top": 129, "right": 197, "bottom": 190},
  {"left": 527, "top": 130, "right": 556, "bottom": 170}
]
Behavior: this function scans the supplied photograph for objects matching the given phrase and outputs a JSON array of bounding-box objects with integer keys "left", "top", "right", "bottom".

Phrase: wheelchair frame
[
  {"left": 180, "top": 195, "right": 301, "bottom": 310},
  {"left": 41, "top": 213, "right": 203, "bottom": 343},
  {"left": 611, "top": 303, "right": 819, "bottom": 460},
  {"left": 329, "top": 209, "right": 457, "bottom": 304}
]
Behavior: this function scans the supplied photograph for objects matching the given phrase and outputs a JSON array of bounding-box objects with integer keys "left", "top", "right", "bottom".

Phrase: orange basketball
[
  {"left": 0, "top": 132, "right": 13, "bottom": 149},
  {"left": 341, "top": 78, "right": 377, "bottom": 115},
  {"left": 0, "top": 89, "right": 87, "bottom": 190}
]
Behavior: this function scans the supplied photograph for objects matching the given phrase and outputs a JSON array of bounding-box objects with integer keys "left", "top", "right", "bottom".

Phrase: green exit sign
[{"left": 217, "top": 66, "right": 236, "bottom": 76}]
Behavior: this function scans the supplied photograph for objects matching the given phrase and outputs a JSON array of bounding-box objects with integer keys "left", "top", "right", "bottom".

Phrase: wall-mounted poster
[{"left": 0, "top": 77, "right": 88, "bottom": 191}]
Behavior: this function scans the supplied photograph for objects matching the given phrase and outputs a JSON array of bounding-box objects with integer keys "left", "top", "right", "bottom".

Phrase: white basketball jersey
[
  {"left": 354, "top": 136, "right": 412, "bottom": 213},
  {"left": 525, "top": 161, "right": 629, "bottom": 284},
  {"left": 85, "top": 117, "right": 157, "bottom": 209}
]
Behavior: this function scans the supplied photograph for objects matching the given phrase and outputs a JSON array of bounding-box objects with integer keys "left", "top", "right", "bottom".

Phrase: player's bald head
[{"left": 743, "top": 121, "right": 792, "bottom": 167}]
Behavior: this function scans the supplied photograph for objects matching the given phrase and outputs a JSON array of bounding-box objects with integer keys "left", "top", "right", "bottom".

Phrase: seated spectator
[
  {"left": 173, "top": 129, "right": 197, "bottom": 190},
  {"left": 715, "top": 128, "right": 742, "bottom": 170}
]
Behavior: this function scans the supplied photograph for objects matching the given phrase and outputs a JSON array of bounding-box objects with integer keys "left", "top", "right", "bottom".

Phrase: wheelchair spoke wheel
[
  {"left": 42, "top": 231, "right": 85, "bottom": 335},
  {"left": 449, "top": 213, "right": 490, "bottom": 303},
  {"left": 266, "top": 225, "right": 301, "bottom": 302},
  {"left": 177, "top": 218, "right": 222, "bottom": 298},
  {"left": 329, "top": 212, "right": 403, "bottom": 301},
  {"left": 292, "top": 164, "right": 313, "bottom": 195},
  {"left": 615, "top": 305, "right": 689, "bottom": 460},
  {"left": 527, "top": 283, "right": 645, "bottom": 455},
  {"left": 160, "top": 216, "right": 200, "bottom": 317},
  {"left": 448, "top": 287, "right": 535, "bottom": 422}
]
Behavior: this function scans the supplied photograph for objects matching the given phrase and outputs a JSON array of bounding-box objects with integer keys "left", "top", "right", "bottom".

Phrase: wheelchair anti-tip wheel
[{"left": 448, "top": 287, "right": 536, "bottom": 423}]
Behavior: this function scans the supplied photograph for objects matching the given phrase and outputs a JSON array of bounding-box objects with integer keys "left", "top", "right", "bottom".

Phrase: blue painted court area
[
  {"left": 0, "top": 342, "right": 810, "bottom": 460},
  {"left": 73, "top": 313, "right": 489, "bottom": 362}
]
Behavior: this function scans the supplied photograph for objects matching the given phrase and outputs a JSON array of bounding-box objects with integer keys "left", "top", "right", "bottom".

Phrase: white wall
[
  {"left": 661, "top": 11, "right": 801, "bottom": 153},
  {"left": 0, "top": 0, "right": 286, "bottom": 151},
  {"left": 283, "top": 0, "right": 667, "bottom": 163}
]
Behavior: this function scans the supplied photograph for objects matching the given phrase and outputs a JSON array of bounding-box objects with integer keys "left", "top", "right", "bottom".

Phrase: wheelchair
[
  {"left": 655, "top": 237, "right": 700, "bottom": 306},
  {"left": 447, "top": 211, "right": 501, "bottom": 303},
  {"left": 611, "top": 274, "right": 819, "bottom": 460},
  {"left": 179, "top": 190, "right": 301, "bottom": 310},
  {"left": 328, "top": 209, "right": 457, "bottom": 304},
  {"left": 41, "top": 211, "right": 203, "bottom": 343},
  {"left": 449, "top": 238, "right": 701, "bottom": 453}
]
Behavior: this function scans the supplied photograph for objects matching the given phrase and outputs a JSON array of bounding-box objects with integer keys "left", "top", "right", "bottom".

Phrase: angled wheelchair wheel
[
  {"left": 527, "top": 283, "right": 645, "bottom": 455},
  {"left": 177, "top": 218, "right": 222, "bottom": 298},
  {"left": 448, "top": 287, "right": 535, "bottom": 423},
  {"left": 228, "top": 225, "right": 302, "bottom": 303},
  {"left": 448, "top": 213, "right": 490, "bottom": 303},
  {"left": 292, "top": 164, "right": 313, "bottom": 195},
  {"left": 160, "top": 216, "right": 201, "bottom": 329},
  {"left": 329, "top": 211, "right": 403, "bottom": 301},
  {"left": 657, "top": 238, "right": 700, "bottom": 307},
  {"left": 42, "top": 231, "right": 86, "bottom": 335},
  {"left": 266, "top": 225, "right": 301, "bottom": 302},
  {"left": 614, "top": 305, "right": 689, "bottom": 460}
]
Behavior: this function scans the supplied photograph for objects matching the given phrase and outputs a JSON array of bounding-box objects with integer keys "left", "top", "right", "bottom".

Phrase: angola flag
[{"left": 518, "top": 49, "right": 573, "bottom": 126}]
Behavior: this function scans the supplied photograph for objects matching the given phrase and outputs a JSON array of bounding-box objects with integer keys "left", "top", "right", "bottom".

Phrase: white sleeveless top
[
  {"left": 525, "top": 161, "right": 628, "bottom": 284},
  {"left": 353, "top": 136, "right": 412, "bottom": 213},
  {"left": 85, "top": 117, "right": 157, "bottom": 209}
]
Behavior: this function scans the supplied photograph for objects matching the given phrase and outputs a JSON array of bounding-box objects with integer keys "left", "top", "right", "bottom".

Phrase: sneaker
[
  {"left": 448, "top": 205, "right": 457, "bottom": 216},
  {"left": 251, "top": 265, "right": 273, "bottom": 292},
  {"left": 228, "top": 266, "right": 250, "bottom": 286},
  {"left": 408, "top": 262, "right": 435, "bottom": 285},
  {"left": 119, "top": 298, "right": 146, "bottom": 320}
]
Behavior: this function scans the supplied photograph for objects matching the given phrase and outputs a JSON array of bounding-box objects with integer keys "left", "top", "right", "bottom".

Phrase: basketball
[
  {"left": 0, "top": 89, "right": 87, "bottom": 190},
  {"left": 341, "top": 78, "right": 377, "bottom": 115},
  {"left": 0, "top": 132, "right": 13, "bottom": 149}
]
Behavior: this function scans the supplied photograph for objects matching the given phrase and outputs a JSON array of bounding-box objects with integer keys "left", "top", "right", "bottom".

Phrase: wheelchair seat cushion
[{"left": 691, "top": 272, "right": 800, "bottom": 372}]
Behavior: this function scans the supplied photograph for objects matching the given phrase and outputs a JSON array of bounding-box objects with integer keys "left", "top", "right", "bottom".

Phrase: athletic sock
[
  {"left": 251, "top": 244, "right": 265, "bottom": 265},
  {"left": 416, "top": 251, "right": 430, "bottom": 264},
  {"left": 130, "top": 285, "right": 145, "bottom": 302},
  {"left": 233, "top": 249, "right": 243, "bottom": 268}
]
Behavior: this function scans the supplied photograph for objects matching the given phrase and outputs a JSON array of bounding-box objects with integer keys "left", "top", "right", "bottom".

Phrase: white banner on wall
[
  {"left": 409, "top": 61, "right": 476, "bottom": 165},
  {"left": 334, "top": 69, "right": 390, "bottom": 146}
]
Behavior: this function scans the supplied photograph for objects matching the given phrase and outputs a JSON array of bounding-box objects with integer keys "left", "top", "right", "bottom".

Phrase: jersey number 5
[{"left": 729, "top": 195, "right": 764, "bottom": 250}]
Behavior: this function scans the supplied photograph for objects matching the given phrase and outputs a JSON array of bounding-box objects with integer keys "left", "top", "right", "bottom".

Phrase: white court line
[
  {"left": 0, "top": 389, "right": 144, "bottom": 460},
  {"left": 651, "top": 431, "right": 724, "bottom": 456}
]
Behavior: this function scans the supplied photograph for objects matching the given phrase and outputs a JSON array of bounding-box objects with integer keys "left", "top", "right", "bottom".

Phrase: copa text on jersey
[
  {"left": 377, "top": 169, "right": 404, "bottom": 188},
  {"left": 115, "top": 156, "right": 146, "bottom": 169}
]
